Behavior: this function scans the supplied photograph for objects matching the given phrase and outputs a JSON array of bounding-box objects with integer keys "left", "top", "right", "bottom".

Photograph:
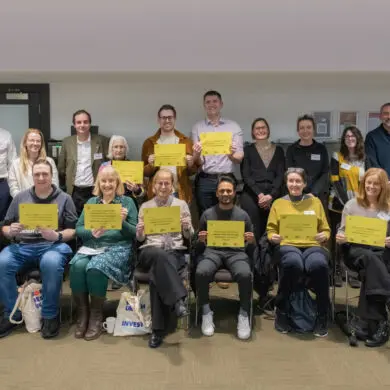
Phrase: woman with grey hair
[{"left": 101, "top": 135, "right": 144, "bottom": 206}]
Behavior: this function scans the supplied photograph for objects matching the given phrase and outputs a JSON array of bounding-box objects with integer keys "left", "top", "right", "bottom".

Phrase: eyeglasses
[{"left": 159, "top": 116, "right": 174, "bottom": 122}]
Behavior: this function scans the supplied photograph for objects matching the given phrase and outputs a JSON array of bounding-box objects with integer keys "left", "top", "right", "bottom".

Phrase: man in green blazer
[{"left": 58, "top": 110, "right": 109, "bottom": 215}]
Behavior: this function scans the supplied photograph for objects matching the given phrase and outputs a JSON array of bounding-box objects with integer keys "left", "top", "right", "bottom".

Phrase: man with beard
[
  {"left": 195, "top": 175, "right": 255, "bottom": 340},
  {"left": 365, "top": 103, "right": 390, "bottom": 178}
]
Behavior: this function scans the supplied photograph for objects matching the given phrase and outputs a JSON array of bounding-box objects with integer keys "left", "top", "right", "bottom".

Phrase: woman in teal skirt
[{"left": 69, "top": 165, "right": 137, "bottom": 341}]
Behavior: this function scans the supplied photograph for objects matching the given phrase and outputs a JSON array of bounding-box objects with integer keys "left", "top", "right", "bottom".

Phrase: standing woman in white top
[{"left": 8, "top": 128, "right": 59, "bottom": 198}]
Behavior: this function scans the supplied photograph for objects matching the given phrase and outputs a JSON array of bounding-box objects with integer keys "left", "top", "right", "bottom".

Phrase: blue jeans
[
  {"left": 0, "top": 242, "right": 72, "bottom": 319},
  {"left": 195, "top": 175, "right": 218, "bottom": 217}
]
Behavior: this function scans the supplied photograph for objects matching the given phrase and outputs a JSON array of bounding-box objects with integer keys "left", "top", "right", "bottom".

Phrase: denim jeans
[
  {"left": 0, "top": 242, "right": 72, "bottom": 319},
  {"left": 195, "top": 175, "right": 219, "bottom": 217}
]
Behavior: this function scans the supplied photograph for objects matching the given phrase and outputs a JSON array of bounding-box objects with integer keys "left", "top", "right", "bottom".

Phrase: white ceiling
[{"left": 1, "top": 0, "right": 389, "bottom": 72}]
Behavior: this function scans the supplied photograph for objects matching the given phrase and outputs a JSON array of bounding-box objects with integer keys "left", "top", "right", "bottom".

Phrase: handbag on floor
[
  {"left": 9, "top": 280, "right": 43, "bottom": 333},
  {"left": 113, "top": 289, "right": 152, "bottom": 336}
]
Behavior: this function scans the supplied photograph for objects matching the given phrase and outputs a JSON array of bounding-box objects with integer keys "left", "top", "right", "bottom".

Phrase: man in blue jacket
[{"left": 365, "top": 103, "right": 390, "bottom": 177}]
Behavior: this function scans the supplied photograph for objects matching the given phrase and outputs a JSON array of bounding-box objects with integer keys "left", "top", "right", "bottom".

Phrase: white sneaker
[
  {"left": 237, "top": 314, "right": 251, "bottom": 340},
  {"left": 201, "top": 312, "right": 215, "bottom": 337}
]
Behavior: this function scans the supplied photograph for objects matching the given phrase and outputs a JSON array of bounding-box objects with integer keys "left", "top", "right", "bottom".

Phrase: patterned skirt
[{"left": 70, "top": 244, "right": 132, "bottom": 284}]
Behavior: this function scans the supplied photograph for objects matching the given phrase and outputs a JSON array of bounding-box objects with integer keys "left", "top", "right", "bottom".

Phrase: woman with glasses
[
  {"left": 329, "top": 126, "right": 369, "bottom": 287},
  {"left": 267, "top": 167, "right": 330, "bottom": 337},
  {"left": 240, "top": 118, "right": 285, "bottom": 243},
  {"left": 100, "top": 135, "right": 145, "bottom": 209},
  {"left": 136, "top": 168, "right": 194, "bottom": 348},
  {"left": 286, "top": 115, "right": 329, "bottom": 210},
  {"left": 8, "top": 128, "right": 59, "bottom": 197},
  {"left": 336, "top": 168, "right": 390, "bottom": 347}
]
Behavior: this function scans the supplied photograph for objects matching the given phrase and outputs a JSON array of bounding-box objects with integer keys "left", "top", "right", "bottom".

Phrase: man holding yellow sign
[
  {"left": 336, "top": 168, "right": 390, "bottom": 347},
  {"left": 191, "top": 90, "right": 244, "bottom": 216},
  {"left": 0, "top": 159, "right": 77, "bottom": 339},
  {"left": 142, "top": 104, "right": 199, "bottom": 204},
  {"left": 195, "top": 176, "right": 255, "bottom": 340}
]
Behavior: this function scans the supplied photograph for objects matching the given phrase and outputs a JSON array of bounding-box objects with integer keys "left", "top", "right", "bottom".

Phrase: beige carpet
[{"left": 1, "top": 283, "right": 390, "bottom": 390}]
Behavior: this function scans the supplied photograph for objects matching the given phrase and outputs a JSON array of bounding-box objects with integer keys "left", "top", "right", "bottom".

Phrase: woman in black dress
[{"left": 240, "top": 118, "right": 285, "bottom": 243}]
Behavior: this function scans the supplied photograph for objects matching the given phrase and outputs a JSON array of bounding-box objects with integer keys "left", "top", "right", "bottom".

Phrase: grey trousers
[{"left": 195, "top": 248, "right": 252, "bottom": 313}]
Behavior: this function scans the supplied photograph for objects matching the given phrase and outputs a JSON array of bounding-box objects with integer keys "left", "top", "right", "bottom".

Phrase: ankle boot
[
  {"left": 365, "top": 320, "right": 390, "bottom": 347},
  {"left": 84, "top": 296, "right": 105, "bottom": 341},
  {"left": 74, "top": 293, "right": 90, "bottom": 338}
]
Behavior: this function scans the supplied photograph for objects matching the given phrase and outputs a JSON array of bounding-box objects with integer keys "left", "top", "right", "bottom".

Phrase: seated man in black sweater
[{"left": 195, "top": 175, "right": 255, "bottom": 340}]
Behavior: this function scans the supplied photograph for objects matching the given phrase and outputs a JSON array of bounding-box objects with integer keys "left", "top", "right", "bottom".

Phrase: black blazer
[{"left": 240, "top": 143, "right": 285, "bottom": 199}]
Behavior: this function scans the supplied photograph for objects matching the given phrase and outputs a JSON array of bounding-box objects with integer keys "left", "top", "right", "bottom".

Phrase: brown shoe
[
  {"left": 84, "top": 296, "right": 105, "bottom": 341},
  {"left": 74, "top": 293, "right": 90, "bottom": 339}
]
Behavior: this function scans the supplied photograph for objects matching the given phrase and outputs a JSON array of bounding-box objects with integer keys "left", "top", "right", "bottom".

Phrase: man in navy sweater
[{"left": 365, "top": 103, "right": 390, "bottom": 178}]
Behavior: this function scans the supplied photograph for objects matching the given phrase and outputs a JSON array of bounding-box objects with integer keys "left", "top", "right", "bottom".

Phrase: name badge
[
  {"left": 378, "top": 211, "right": 390, "bottom": 221},
  {"left": 311, "top": 154, "right": 321, "bottom": 161},
  {"left": 340, "top": 163, "right": 351, "bottom": 170},
  {"left": 304, "top": 210, "right": 316, "bottom": 215},
  {"left": 94, "top": 153, "right": 103, "bottom": 160}
]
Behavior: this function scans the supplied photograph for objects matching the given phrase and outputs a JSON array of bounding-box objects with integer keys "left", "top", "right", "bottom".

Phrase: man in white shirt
[
  {"left": 0, "top": 128, "right": 17, "bottom": 220},
  {"left": 192, "top": 90, "right": 244, "bottom": 217},
  {"left": 58, "top": 110, "right": 109, "bottom": 215}
]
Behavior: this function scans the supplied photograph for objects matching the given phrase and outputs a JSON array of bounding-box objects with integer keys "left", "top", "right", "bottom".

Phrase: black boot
[
  {"left": 334, "top": 265, "right": 343, "bottom": 288},
  {"left": 149, "top": 331, "right": 164, "bottom": 348},
  {"left": 365, "top": 320, "right": 389, "bottom": 347}
]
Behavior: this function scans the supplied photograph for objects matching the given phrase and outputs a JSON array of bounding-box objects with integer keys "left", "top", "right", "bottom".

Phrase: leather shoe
[
  {"left": 174, "top": 300, "right": 189, "bottom": 318},
  {"left": 149, "top": 332, "right": 164, "bottom": 348},
  {"left": 365, "top": 320, "right": 389, "bottom": 347}
]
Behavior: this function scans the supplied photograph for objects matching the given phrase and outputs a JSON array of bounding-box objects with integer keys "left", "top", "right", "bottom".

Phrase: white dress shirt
[
  {"left": 0, "top": 128, "right": 17, "bottom": 179},
  {"left": 74, "top": 135, "right": 94, "bottom": 187}
]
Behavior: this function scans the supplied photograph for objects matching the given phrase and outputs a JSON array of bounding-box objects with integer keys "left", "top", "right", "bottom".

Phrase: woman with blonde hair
[
  {"left": 8, "top": 128, "right": 58, "bottom": 197},
  {"left": 337, "top": 168, "right": 390, "bottom": 347},
  {"left": 136, "top": 168, "right": 193, "bottom": 348},
  {"left": 69, "top": 165, "right": 137, "bottom": 341}
]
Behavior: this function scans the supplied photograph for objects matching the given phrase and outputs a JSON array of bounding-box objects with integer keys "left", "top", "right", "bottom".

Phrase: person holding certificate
[
  {"left": 69, "top": 165, "right": 137, "bottom": 341},
  {"left": 100, "top": 135, "right": 145, "bottom": 209},
  {"left": 0, "top": 159, "right": 77, "bottom": 339},
  {"left": 8, "top": 128, "right": 59, "bottom": 198},
  {"left": 240, "top": 117, "right": 285, "bottom": 242},
  {"left": 267, "top": 167, "right": 330, "bottom": 337},
  {"left": 142, "top": 104, "right": 197, "bottom": 204},
  {"left": 329, "top": 126, "right": 368, "bottom": 288},
  {"left": 136, "top": 169, "right": 193, "bottom": 348},
  {"left": 286, "top": 114, "right": 329, "bottom": 211},
  {"left": 336, "top": 168, "right": 390, "bottom": 347},
  {"left": 195, "top": 175, "right": 255, "bottom": 340},
  {"left": 192, "top": 90, "right": 244, "bottom": 217}
]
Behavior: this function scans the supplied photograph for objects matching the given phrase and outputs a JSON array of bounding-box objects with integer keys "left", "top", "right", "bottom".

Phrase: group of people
[{"left": 0, "top": 90, "right": 389, "bottom": 349}]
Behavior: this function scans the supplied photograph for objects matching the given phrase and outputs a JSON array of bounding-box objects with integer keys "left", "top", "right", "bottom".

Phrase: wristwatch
[{"left": 56, "top": 232, "right": 63, "bottom": 243}]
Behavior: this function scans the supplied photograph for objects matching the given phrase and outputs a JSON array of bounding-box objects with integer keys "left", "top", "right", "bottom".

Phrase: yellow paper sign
[
  {"left": 154, "top": 144, "right": 186, "bottom": 167},
  {"left": 84, "top": 204, "right": 122, "bottom": 230},
  {"left": 143, "top": 206, "right": 181, "bottom": 235},
  {"left": 346, "top": 215, "right": 387, "bottom": 247},
  {"left": 112, "top": 160, "right": 144, "bottom": 184},
  {"left": 19, "top": 204, "right": 58, "bottom": 230},
  {"left": 280, "top": 214, "right": 317, "bottom": 241},
  {"left": 207, "top": 220, "right": 245, "bottom": 247},
  {"left": 200, "top": 132, "right": 232, "bottom": 155}
]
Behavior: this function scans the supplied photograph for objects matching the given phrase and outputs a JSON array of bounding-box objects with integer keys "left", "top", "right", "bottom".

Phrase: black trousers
[
  {"left": 276, "top": 246, "right": 329, "bottom": 316},
  {"left": 240, "top": 190, "right": 270, "bottom": 244},
  {"left": 329, "top": 210, "right": 342, "bottom": 269},
  {"left": 195, "top": 248, "right": 252, "bottom": 313},
  {"left": 72, "top": 186, "right": 94, "bottom": 216},
  {"left": 343, "top": 245, "right": 390, "bottom": 321},
  {"left": 137, "top": 247, "right": 187, "bottom": 332}
]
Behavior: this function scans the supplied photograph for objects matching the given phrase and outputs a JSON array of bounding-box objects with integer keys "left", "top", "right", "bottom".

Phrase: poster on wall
[
  {"left": 339, "top": 111, "right": 358, "bottom": 134},
  {"left": 367, "top": 112, "right": 381, "bottom": 132},
  {"left": 313, "top": 112, "right": 332, "bottom": 138}
]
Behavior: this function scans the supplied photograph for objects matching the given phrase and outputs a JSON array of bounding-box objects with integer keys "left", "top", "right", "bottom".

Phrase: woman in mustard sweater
[{"left": 267, "top": 167, "right": 330, "bottom": 337}]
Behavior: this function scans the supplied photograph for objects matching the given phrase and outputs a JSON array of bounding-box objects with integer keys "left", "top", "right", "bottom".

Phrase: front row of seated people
[{"left": 0, "top": 161, "right": 390, "bottom": 348}]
